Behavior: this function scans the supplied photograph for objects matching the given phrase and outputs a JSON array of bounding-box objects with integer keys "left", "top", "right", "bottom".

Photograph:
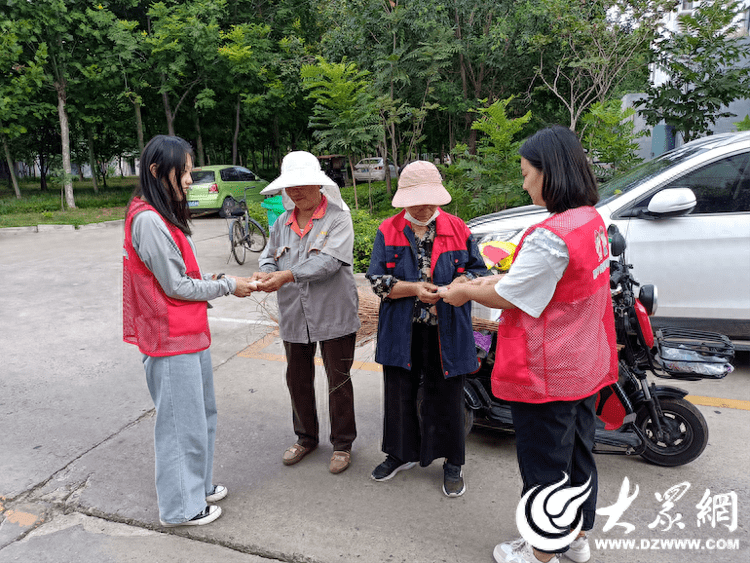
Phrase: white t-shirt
[{"left": 494, "top": 227, "right": 570, "bottom": 318}]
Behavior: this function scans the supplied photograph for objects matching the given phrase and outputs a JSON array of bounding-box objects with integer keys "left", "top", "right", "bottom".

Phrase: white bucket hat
[
  {"left": 392, "top": 161, "right": 451, "bottom": 208},
  {"left": 261, "top": 151, "right": 338, "bottom": 195}
]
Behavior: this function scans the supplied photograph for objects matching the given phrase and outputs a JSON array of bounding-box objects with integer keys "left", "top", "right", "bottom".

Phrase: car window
[
  {"left": 220, "top": 168, "right": 239, "bottom": 182},
  {"left": 629, "top": 152, "right": 750, "bottom": 215},
  {"left": 191, "top": 170, "right": 215, "bottom": 184},
  {"left": 597, "top": 144, "right": 712, "bottom": 207},
  {"left": 236, "top": 167, "right": 257, "bottom": 181}
]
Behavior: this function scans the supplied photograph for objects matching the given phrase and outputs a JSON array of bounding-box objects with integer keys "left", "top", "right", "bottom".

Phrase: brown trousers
[{"left": 283, "top": 332, "right": 357, "bottom": 452}]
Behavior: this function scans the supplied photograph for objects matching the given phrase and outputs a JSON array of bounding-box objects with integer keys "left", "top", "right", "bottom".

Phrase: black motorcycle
[{"left": 465, "top": 224, "right": 734, "bottom": 467}]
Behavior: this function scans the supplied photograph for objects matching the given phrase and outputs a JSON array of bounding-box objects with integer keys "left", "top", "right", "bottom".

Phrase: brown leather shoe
[
  {"left": 329, "top": 451, "right": 351, "bottom": 474},
  {"left": 282, "top": 443, "right": 316, "bottom": 466}
]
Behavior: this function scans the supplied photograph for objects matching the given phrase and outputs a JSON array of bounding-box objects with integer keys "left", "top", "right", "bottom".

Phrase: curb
[{"left": 0, "top": 220, "right": 124, "bottom": 236}]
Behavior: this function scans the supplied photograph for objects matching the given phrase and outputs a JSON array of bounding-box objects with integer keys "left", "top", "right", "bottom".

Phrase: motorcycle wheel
[
  {"left": 635, "top": 397, "right": 708, "bottom": 467},
  {"left": 464, "top": 406, "right": 475, "bottom": 437}
]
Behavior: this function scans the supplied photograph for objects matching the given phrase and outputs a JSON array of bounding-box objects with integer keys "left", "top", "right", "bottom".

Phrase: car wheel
[{"left": 220, "top": 197, "right": 236, "bottom": 218}]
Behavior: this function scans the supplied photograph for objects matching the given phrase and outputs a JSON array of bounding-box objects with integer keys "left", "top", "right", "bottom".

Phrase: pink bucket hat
[{"left": 391, "top": 161, "right": 452, "bottom": 208}]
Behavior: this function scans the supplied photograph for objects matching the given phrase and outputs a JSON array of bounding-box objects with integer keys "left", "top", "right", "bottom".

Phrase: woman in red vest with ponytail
[
  {"left": 123, "top": 135, "right": 255, "bottom": 527},
  {"left": 443, "top": 126, "right": 617, "bottom": 563}
]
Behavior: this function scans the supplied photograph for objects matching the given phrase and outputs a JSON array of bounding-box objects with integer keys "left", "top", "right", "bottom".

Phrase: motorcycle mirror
[{"left": 607, "top": 224, "right": 626, "bottom": 257}]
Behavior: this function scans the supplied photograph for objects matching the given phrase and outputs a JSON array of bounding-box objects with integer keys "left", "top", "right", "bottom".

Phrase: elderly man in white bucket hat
[
  {"left": 365, "top": 160, "right": 486, "bottom": 496},
  {"left": 252, "top": 151, "right": 360, "bottom": 474}
]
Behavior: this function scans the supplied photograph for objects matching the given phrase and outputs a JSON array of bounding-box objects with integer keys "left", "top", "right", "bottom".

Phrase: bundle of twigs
[
  {"left": 356, "top": 287, "right": 381, "bottom": 346},
  {"left": 259, "top": 287, "right": 499, "bottom": 348}
]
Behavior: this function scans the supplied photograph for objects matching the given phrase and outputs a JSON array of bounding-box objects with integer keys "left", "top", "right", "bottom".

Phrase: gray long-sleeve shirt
[{"left": 131, "top": 210, "right": 235, "bottom": 301}]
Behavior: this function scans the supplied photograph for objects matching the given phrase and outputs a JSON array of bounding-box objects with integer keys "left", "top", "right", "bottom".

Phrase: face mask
[{"left": 405, "top": 209, "right": 440, "bottom": 227}]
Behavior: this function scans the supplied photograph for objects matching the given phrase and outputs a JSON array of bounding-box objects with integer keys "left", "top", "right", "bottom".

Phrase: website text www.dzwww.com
[{"left": 595, "top": 538, "right": 740, "bottom": 551}]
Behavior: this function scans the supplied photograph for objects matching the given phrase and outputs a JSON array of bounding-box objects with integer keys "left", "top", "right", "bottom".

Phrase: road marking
[
  {"left": 236, "top": 334, "right": 750, "bottom": 406},
  {"left": 209, "top": 317, "right": 277, "bottom": 326},
  {"left": 238, "top": 330, "right": 382, "bottom": 373},
  {"left": 4, "top": 509, "right": 40, "bottom": 527},
  {"left": 687, "top": 395, "right": 750, "bottom": 411}
]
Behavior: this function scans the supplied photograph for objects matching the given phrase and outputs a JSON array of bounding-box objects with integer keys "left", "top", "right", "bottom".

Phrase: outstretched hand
[
  {"left": 440, "top": 284, "right": 470, "bottom": 307},
  {"left": 415, "top": 282, "right": 440, "bottom": 304},
  {"left": 254, "top": 270, "right": 294, "bottom": 293},
  {"left": 231, "top": 276, "right": 257, "bottom": 297}
]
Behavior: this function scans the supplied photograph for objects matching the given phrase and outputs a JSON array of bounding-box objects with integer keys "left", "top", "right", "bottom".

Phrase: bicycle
[{"left": 227, "top": 188, "right": 268, "bottom": 265}]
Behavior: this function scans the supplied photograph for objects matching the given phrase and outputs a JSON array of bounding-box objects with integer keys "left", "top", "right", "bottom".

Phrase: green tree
[
  {"left": 453, "top": 97, "right": 531, "bottom": 215},
  {"left": 581, "top": 100, "right": 644, "bottom": 181},
  {"left": 219, "top": 22, "right": 274, "bottom": 165},
  {"left": 0, "top": 18, "right": 48, "bottom": 198},
  {"left": 735, "top": 115, "right": 750, "bottom": 132},
  {"left": 7, "top": 0, "right": 100, "bottom": 208},
  {"left": 147, "top": 0, "right": 226, "bottom": 136},
  {"left": 530, "top": 0, "right": 673, "bottom": 131},
  {"left": 638, "top": 0, "right": 750, "bottom": 143},
  {"left": 301, "top": 57, "right": 382, "bottom": 209}
]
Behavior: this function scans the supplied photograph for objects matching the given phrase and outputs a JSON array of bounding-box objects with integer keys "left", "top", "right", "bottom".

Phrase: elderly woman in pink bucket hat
[{"left": 366, "top": 160, "right": 486, "bottom": 497}]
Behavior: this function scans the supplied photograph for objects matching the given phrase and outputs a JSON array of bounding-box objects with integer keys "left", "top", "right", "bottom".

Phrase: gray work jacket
[{"left": 258, "top": 198, "right": 360, "bottom": 343}]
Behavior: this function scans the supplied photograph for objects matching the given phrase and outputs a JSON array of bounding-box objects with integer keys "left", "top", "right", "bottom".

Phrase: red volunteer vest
[
  {"left": 492, "top": 206, "right": 617, "bottom": 403},
  {"left": 122, "top": 198, "right": 210, "bottom": 356}
]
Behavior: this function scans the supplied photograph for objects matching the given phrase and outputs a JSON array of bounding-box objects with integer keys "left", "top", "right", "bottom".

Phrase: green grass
[{"left": 0, "top": 176, "right": 137, "bottom": 228}]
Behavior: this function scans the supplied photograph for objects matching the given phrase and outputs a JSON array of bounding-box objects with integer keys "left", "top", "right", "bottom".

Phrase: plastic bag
[{"left": 656, "top": 345, "right": 734, "bottom": 376}]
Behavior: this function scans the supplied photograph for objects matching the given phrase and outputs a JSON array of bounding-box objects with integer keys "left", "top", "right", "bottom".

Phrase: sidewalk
[{"left": 1, "top": 218, "right": 748, "bottom": 563}]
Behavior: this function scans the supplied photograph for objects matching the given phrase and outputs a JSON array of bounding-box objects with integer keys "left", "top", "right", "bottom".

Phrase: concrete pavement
[{"left": 1, "top": 217, "right": 748, "bottom": 563}]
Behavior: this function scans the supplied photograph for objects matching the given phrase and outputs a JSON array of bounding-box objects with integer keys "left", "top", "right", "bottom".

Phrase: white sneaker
[
  {"left": 160, "top": 505, "right": 222, "bottom": 527},
  {"left": 563, "top": 533, "right": 591, "bottom": 563},
  {"left": 206, "top": 484, "right": 228, "bottom": 502},
  {"left": 493, "top": 538, "right": 560, "bottom": 563}
]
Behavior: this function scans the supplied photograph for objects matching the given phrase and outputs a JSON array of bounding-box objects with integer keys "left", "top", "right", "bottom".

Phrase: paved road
[{"left": 0, "top": 217, "right": 748, "bottom": 563}]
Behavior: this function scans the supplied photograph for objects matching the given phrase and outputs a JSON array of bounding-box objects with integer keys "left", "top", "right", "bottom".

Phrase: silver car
[
  {"left": 353, "top": 157, "right": 398, "bottom": 182},
  {"left": 468, "top": 132, "right": 750, "bottom": 346}
]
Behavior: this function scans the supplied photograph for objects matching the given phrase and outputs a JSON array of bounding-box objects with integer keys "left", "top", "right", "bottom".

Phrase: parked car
[
  {"left": 468, "top": 132, "right": 750, "bottom": 345},
  {"left": 187, "top": 165, "right": 268, "bottom": 217},
  {"left": 353, "top": 157, "right": 398, "bottom": 182}
]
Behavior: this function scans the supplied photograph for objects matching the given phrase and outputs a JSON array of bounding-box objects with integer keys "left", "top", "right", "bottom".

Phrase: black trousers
[
  {"left": 283, "top": 332, "right": 357, "bottom": 452},
  {"left": 511, "top": 393, "right": 598, "bottom": 551},
  {"left": 382, "top": 324, "right": 465, "bottom": 467}
]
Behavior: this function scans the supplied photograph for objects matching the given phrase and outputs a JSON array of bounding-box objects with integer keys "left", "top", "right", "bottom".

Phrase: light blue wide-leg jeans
[{"left": 143, "top": 349, "right": 217, "bottom": 524}]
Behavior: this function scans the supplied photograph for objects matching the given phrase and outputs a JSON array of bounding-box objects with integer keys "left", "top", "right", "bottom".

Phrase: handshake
[{"left": 223, "top": 270, "right": 295, "bottom": 298}]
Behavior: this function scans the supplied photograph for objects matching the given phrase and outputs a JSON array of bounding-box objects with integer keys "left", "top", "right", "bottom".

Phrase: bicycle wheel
[
  {"left": 230, "top": 220, "right": 247, "bottom": 265},
  {"left": 245, "top": 218, "right": 267, "bottom": 252}
]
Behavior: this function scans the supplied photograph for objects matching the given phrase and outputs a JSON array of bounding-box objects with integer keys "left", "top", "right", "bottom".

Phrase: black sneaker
[
  {"left": 371, "top": 455, "right": 417, "bottom": 481},
  {"left": 442, "top": 462, "right": 465, "bottom": 497},
  {"left": 160, "top": 505, "right": 222, "bottom": 527}
]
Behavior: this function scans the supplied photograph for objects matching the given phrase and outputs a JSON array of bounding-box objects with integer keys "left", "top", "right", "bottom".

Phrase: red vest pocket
[
  {"left": 168, "top": 300, "right": 209, "bottom": 338},
  {"left": 491, "top": 324, "right": 532, "bottom": 391}
]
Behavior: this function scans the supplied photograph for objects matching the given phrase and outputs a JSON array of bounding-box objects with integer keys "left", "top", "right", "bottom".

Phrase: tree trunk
[
  {"left": 347, "top": 154, "right": 359, "bottom": 210},
  {"left": 134, "top": 100, "right": 145, "bottom": 155},
  {"left": 193, "top": 110, "right": 205, "bottom": 166},
  {"left": 232, "top": 95, "right": 241, "bottom": 165},
  {"left": 55, "top": 80, "right": 76, "bottom": 209},
  {"left": 2, "top": 134, "right": 21, "bottom": 198},
  {"left": 39, "top": 152, "right": 47, "bottom": 191},
  {"left": 87, "top": 127, "right": 99, "bottom": 193},
  {"left": 162, "top": 75, "right": 175, "bottom": 136},
  {"left": 381, "top": 126, "right": 392, "bottom": 195}
]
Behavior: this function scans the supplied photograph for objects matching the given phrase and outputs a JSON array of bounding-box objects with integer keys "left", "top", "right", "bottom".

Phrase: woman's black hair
[
  {"left": 518, "top": 125, "right": 599, "bottom": 214},
  {"left": 130, "top": 135, "right": 194, "bottom": 235}
]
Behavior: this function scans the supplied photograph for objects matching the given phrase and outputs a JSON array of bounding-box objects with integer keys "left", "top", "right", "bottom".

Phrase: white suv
[{"left": 468, "top": 132, "right": 750, "bottom": 346}]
